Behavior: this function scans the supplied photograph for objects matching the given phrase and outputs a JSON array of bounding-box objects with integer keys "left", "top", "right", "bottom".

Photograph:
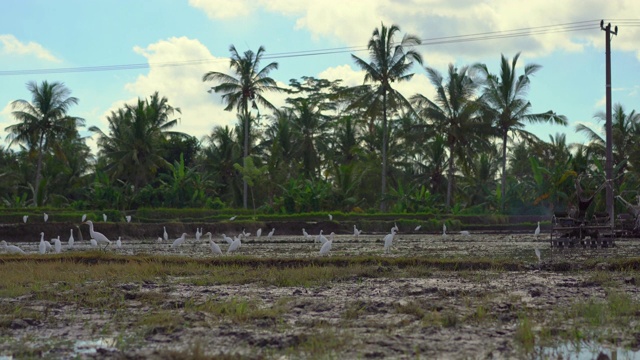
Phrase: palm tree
[
  {"left": 411, "top": 64, "right": 491, "bottom": 210},
  {"left": 203, "top": 45, "right": 282, "bottom": 208},
  {"left": 5, "top": 81, "right": 84, "bottom": 206},
  {"left": 474, "top": 53, "right": 567, "bottom": 212},
  {"left": 89, "top": 92, "right": 183, "bottom": 189},
  {"left": 351, "top": 23, "right": 423, "bottom": 211}
]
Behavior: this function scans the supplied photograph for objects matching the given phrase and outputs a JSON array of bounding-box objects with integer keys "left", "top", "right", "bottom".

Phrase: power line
[{"left": 1, "top": 19, "right": 638, "bottom": 76}]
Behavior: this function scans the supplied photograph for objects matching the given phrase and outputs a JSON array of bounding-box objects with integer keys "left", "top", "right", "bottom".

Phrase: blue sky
[{"left": 1, "top": 0, "right": 639, "bottom": 154}]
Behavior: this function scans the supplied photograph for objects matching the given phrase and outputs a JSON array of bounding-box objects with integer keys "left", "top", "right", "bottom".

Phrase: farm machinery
[{"left": 550, "top": 175, "right": 615, "bottom": 248}]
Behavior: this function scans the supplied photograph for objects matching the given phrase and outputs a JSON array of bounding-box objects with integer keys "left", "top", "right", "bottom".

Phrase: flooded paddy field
[{"left": 2, "top": 232, "right": 640, "bottom": 359}]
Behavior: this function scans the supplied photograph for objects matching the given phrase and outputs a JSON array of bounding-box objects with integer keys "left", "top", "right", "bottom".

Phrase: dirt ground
[{"left": 2, "top": 231, "right": 640, "bottom": 359}]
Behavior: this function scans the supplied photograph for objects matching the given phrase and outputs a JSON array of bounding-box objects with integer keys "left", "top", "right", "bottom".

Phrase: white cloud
[
  {"left": 121, "top": 36, "right": 239, "bottom": 141},
  {"left": 188, "top": 0, "right": 252, "bottom": 19},
  {"left": 0, "top": 34, "right": 60, "bottom": 62},
  {"left": 0, "top": 102, "right": 14, "bottom": 147},
  {"left": 190, "top": 0, "right": 640, "bottom": 62}
]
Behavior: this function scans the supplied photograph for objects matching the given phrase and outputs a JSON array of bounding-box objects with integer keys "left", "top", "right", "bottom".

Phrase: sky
[{"left": 1, "top": 0, "right": 639, "bottom": 155}]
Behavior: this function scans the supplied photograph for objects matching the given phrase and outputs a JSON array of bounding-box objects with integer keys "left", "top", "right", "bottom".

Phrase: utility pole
[{"left": 601, "top": 20, "right": 618, "bottom": 229}]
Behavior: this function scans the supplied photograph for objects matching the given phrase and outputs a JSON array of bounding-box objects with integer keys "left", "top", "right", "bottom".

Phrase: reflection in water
[{"left": 538, "top": 341, "right": 639, "bottom": 360}]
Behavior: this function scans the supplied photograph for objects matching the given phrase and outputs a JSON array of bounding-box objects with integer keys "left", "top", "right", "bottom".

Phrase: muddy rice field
[{"left": 2, "top": 229, "right": 640, "bottom": 359}]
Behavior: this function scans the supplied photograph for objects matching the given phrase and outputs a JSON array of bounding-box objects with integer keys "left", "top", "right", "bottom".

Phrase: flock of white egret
[{"left": 0, "top": 212, "right": 544, "bottom": 258}]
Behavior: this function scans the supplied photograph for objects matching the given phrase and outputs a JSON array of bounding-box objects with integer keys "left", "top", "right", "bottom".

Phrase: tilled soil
[{"left": 1, "top": 232, "right": 640, "bottom": 359}]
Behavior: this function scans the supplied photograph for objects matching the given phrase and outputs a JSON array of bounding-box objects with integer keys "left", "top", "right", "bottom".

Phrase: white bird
[
  {"left": 318, "top": 231, "right": 329, "bottom": 245},
  {"left": 195, "top": 228, "right": 202, "bottom": 242},
  {"left": 68, "top": 229, "right": 75, "bottom": 249},
  {"left": 315, "top": 230, "right": 325, "bottom": 244},
  {"left": 44, "top": 240, "right": 52, "bottom": 252},
  {"left": 53, "top": 236, "right": 62, "bottom": 253},
  {"left": 103, "top": 213, "right": 107, "bottom": 222},
  {"left": 383, "top": 228, "right": 397, "bottom": 254},
  {"left": 229, "top": 215, "right": 237, "bottom": 221},
  {"left": 81, "top": 214, "right": 87, "bottom": 222},
  {"left": 116, "top": 236, "right": 122, "bottom": 248},
  {"left": 302, "top": 228, "right": 310, "bottom": 240},
  {"left": 414, "top": 225, "right": 421, "bottom": 231},
  {"left": 328, "top": 214, "right": 333, "bottom": 221},
  {"left": 22, "top": 215, "right": 28, "bottom": 223},
  {"left": 319, "top": 232, "right": 334, "bottom": 255},
  {"left": 163, "top": 226, "right": 168, "bottom": 242},
  {"left": 242, "top": 228, "right": 250, "bottom": 237},
  {"left": 256, "top": 228, "right": 262, "bottom": 238},
  {"left": 171, "top": 233, "right": 187, "bottom": 248},
  {"left": 157, "top": 237, "right": 163, "bottom": 243},
  {"left": 1, "top": 240, "right": 25, "bottom": 255},
  {"left": 90, "top": 239, "right": 98, "bottom": 247},
  {"left": 267, "top": 228, "right": 275, "bottom": 238},
  {"left": 443, "top": 223, "right": 447, "bottom": 236},
  {"left": 206, "top": 232, "right": 222, "bottom": 255},
  {"left": 227, "top": 234, "right": 242, "bottom": 253},
  {"left": 84, "top": 220, "right": 111, "bottom": 249},
  {"left": 354, "top": 225, "right": 362, "bottom": 237},
  {"left": 534, "top": 222, "right": 541, "bottom": 238},
  {"left": 535, "top": 248, "right": 541, "bottom": 263},
  {"left": 43, "top": 213, "right": 48, "bottom": 223},
  {"left": 39, "top": 232, "right": 47, "bottom": 254},
  {"left": 125, "top": 215, "right": 132, "bottom": 223},
  {"left": 393, "top": 222, "right": 399, "bottom": 232},
  {"left": 221, "top": 234, "right": 233, "bottom": 245},
  {"left": 460, "top": 230, "right": 470, "bottom": 236}
]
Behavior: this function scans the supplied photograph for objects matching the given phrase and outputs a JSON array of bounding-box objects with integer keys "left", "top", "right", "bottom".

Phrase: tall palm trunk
[
  {"left": 243, "top": 103, "right": 249, "bottom": 209},
  {"left": 34, "top": 133, "right": 45, "bottom": 206},
  {"left": 380, "top": 89, "right": 388, "bottom": 212},
  {"left": 446, "top": 140, "right": 455, "bottom": 210},
  {"left": 500, "top": 130, "right": 508, "bottom": 212}
]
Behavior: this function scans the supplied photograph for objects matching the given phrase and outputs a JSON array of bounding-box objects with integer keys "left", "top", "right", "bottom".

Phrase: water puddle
[
  {"left": 73, "top": 338, "right": 117, "bottom": 355},
  {"left": 538, "top": 341, "right": 639, "bottom": 359}
]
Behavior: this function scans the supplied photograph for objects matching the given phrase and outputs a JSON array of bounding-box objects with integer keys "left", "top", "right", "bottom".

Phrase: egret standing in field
[
  {"left": 171, "top": 233, "right": 187, "bottom": 249},
  {"left": 328, "top": 214, "right": 333, "bottom": 221},
  {"left": 256, "top": 228, "right": 262, "bottom": 238},
  {"left": 319, "top": 232, "right": 334, "bottom": 255},
  {"left": 39, "top": 232, "right": 47, "bottom": 254},
  {"left": 43, "top": 213, "right": 48, "bottom": 223},
  {"left": 229, "top": 215, "right": 237, "bottom": 221},
  {"left": 267, "top": 228, "right": 275, "bottom": 238},
  {"left": 116, "top": 236, "right": 122, "bottom": 248},
  {"left": 53, "top": 236, "right": 62, "bottom": 253},
  {"left": 84, "top": 220, "right": 111, "bottom": 249},
  {"left": 384, "top": 228, "right": 397, "bottom": 254},
  {"left": 354, "top": 225, "right": 362, "bottom": 238},
  {"left": 68, "top": 229, "right": 75, "bottom": 249},
  {"left": 126, "top": 215, "right": 132, "bottom": 223},
  {"left": 443, "top": 223, "right": 447, "bottom": 236},
  {"left": 535, "top": 248, "right": 541, "bottom": 263},
  {"left": 414, "top": 225, "right": 421, "bottom": 231},
  {"left": 195, "top": 228, "right": 202, "bottom": 242},
  {"left": 534, "top": 222, "right": 541, "bottom": 238},
  {"left": 302, "top": 228, "right": 310, "bottom": 240},
  {"left": 205, "top": 232, "right": 222, "bottom": 255},
  {"left": 103, "top": 213, "right": 107, "bottom": 222},
  {"left": 22, "top": 215, "right": 28, "bottom": 223},
  {"left": 163, "top": 226, "right": 168, "bottom": 242},
  {"left": 227, "top": 234, "right": 242, "bottom": 254},
  {"left": 81, "top": 214, "right": 87, "bottom": 222},
  {"left": 1, "top": 240, "right": 26, "bottom": 255},
  {"left": 221, "top": 234, "right": 233, "bottom": 245}
]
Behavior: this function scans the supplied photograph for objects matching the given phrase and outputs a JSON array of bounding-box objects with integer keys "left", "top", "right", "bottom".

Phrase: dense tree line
[{"left": 2, "top": 23, "right": 639, "bottom": 216}]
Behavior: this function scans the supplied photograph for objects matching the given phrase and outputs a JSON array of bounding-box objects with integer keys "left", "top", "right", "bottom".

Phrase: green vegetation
[{"left": 4, "top": 25, "right": 637, "bottom": 218}]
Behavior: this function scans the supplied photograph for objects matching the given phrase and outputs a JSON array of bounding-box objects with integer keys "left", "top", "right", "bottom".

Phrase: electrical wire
[{"left": 0, "top": 19, "right": 638, "bottom": 76}]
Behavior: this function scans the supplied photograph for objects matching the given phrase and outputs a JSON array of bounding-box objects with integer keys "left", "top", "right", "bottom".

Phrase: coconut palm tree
[
  {"left": 351, "top": 23, "right": 422, "bottom": 211},
  {"left": 5, "top": 81, "right": 84, "bottom": 206},
  {"left": 89, "top": 92, "right": 182, "bottom": 189},
  {"left": 474, "top": 53, "right": 567, "bottom": 212},
  {"left": 412, "top": 64, "right": 492, "bottom": 210},
  {"left": 203, "top": 45, "right": 282, "bottom": 208}
]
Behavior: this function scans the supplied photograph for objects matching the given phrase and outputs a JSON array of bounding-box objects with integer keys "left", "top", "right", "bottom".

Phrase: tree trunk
[
  {"left": 380, "top": 90, "right": 388, "bottom": 212},
  {"left": 243, "top": 106, "right": 249, "bottom": 209},
  {"left": 500, "top": 130, "right": 508, "bottom": 213},
  {"left": 446, "top": 142, "right": 454, "bottom": 210},
  {"left": 33, "top": 134, "right": 45, "bottom": 207}
]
